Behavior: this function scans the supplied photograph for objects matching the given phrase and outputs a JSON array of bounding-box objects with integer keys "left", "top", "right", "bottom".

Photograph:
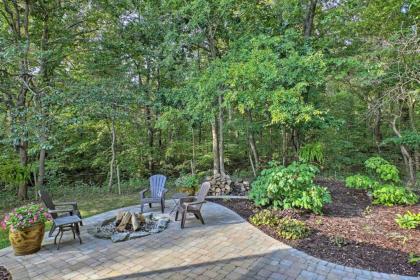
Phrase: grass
[{"left": 0, "top": 178, "right": 179, "bottom": 249}]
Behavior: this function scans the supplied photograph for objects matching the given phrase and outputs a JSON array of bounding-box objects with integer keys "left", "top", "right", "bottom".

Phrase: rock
[
  {"left": 94, "top": 230, "right": 113, "bottom": 239},
  {"left": 111, "top": 232, "right": 129, "bottom": 243},
  {"left": 129, "top": 231, "right": 150, "bottom": 239}
]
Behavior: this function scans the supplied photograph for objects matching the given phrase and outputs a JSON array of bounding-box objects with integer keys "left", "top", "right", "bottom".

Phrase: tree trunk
[
  {"left": 191, "top": 127, "right": 196, "bottom": 175},
  {"left": 212, "top": 117, "right": 220, "bottom": 175},
  {"left": 17, "top": 141, "right": 29, "bottom": 200},
  {"left": 218, "top": 94, "right": 225, "bottom": 176},
  {"left": 304, "top": 0, "right": 318, "bottom": 39},
  {"left": 282, "top": 128, "right": 288, "bottom": 166},
  {"left": 146, "top": 107, "right": 154, "bottom": 172},
  {"left": 108, "top": 119, "right": 116, "bottom": 191},
  {"left": 373, "top": 107, "right": 382, "bottom": 152},
  {"left": 247, "top": 111, "right": 259, "bottom": 169},
  {"left": 391, "top": 116, "right": 416, "bottom": 186},
  {"left": 37, "top": 139, "right": 46, "bottom": 188}
]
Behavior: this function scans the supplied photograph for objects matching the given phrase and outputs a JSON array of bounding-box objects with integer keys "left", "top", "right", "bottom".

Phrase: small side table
[
  {"left": 53, "top": 215, "right": 82, "bottom": 250},
  {"left": 170, "top": 193, "right": 189, "bottom": 214}
]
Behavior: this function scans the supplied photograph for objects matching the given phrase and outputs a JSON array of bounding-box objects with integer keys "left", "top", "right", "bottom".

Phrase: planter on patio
[
  {"left": 9, "top": 222, "right": 45, "bottom": 256},
  {"left": 2, "top": 204, "right": 51, "bottom": 256}
]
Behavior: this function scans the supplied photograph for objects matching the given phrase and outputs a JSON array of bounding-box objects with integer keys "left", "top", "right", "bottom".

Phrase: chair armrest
[
  {"left": 161, "top": 188, "right": 168, "bottom": 199},
  {"left": 54, "top": 201, "right": 77, "bottom": 206},
  {"left": 179, "top": 196, "right": 196, "bottom": 204},
  {"left": 48, "top": 208, "right": 74, "bottom": 214},
  {"left": 185, "top": 201, "right": 206, "bottom": 210},
  {"left": 140, "top": 188, "right": 149, "bottom": 198},
  {"left": 55, "top": 202, "right": 78, "bottom": 210}
]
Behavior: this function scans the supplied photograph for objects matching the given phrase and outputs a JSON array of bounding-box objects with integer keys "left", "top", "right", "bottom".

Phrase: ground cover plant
[{"left": 210, "top": 178, "right": 420, "bottom": 276}]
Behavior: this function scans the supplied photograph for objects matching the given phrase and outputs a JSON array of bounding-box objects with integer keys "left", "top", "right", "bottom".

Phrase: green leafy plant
[
  {"left": 277, "top": 218, "right": 310, "bottom": 240},
  {"left": 249, "top": 161, "right": 331, "bottom": 214},
  {"left": 364, "top": 157, "right": 400, "bottom": 183},
  {"left": 249, "top": 210, "right": 280, "bottom": 227},
  {"left": 345, "top": 175, "right": 378, "bottom": 190},
  {"left": 175, "top": 174, "right": 199, "bottom": 194},
  {"left": 408, "top": 253, "right": 420, "bottom": 266},
  {"left": 0, "top": 161, "right": 31, "bottom": 190},
  {"left": 372, "top": 185, "right": 418, "bottom": 206},
  {"left": 395, "top": 211, "right": 420, "bottom": 229},
  {"left": 330, "top": 235, "right": 348, "bottom": 248},
  {"left": 298, "top": 142, "right": 324, "bottom": 164},
  {"left": 1, "top": 204, "right": 51, "bottom": 232}
]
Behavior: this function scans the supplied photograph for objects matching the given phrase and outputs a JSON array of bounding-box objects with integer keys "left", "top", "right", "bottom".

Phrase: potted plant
[
  {"left": 175, "top": 174, "right": 199, "bottom": 195},
  {"left": 1, "top": 204, "right": 51, "bottom": 256}
]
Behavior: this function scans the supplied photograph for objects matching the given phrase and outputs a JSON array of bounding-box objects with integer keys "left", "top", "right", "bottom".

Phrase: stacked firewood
[
  {"left": 232, "top": 180, "right": 251, "bottom": 196},
  {"left": 115, "top": 211, "right": 145, "bottom": 232},
  {"left": 206, "top": 174, "right": 233, "bottom": 196}
]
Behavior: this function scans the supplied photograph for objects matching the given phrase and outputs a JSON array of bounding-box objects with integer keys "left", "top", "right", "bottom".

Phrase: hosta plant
[
  {"left": 345, "top": 175, "right": 378, "bottom": 190},
  {"left": 372, "top": 185, "right": 418, "bottom": 206},
  {"left": 364, "top": 157, "right": 400, "bottom": 183},
  {"left": 1, "top": 204, "right": 51, "bottom": 232},
  {"left": 395, "top": 211, "right": 420, "bottom": 229},
  {"left": 277, "top": 218, "right": 310, "bottom": 240}
]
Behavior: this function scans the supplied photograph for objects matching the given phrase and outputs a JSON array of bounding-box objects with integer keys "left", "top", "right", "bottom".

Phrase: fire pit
[{"left": 89, "top": 211, "right": 170, "bottom": 242}]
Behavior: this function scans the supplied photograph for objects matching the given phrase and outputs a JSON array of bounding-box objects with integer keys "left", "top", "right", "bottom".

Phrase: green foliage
[
  {"left": 249, "top": 210, "right": 280, "bottom": 227},
  {"left": 383, "top": 131, "right": 420, "bottom": 149},
  {"left": 174, "top": 174, "right": 199, "bottom": 192},
  {"left": 0, "top": 160, "right": 31, "bottom": 188},
  {"left": 408, "top": 253, "right": 420, "bottom": 266},
  {"left": 395, "top": 211, "right": 420, "bottom": 229},
  {"left": 298, "top": 142, "right": 324, "bottom": 164},
  {"left": 364, "top": 157, "right": 400, "bottom": 183},
  {"left": 345, "top": 175, "right": 378, "bottom": 190},
  {"left": 277, "top": 218, "right": 310, "bottom": 240},
  {"left": 249, "top": 161, "right": 331, "bottom": 214},
  {"left": 372, "top": 185, "right": 418, "bottom": 206}
]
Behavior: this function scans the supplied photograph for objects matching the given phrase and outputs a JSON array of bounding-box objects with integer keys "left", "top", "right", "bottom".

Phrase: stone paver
[{"left": 0, "top": 201, "right": 417, "bottom": 280}]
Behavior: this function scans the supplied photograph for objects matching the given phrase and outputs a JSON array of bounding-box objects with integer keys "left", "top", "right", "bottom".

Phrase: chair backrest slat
[
  {"left": 39, "top": 189, "right": 57, "bottom": 218},
  {"left": 150, "top": 174, "right": 166, "bottom": 198},
  {"left": 196, "top": 182, "right": 211, "bottom": 202}
]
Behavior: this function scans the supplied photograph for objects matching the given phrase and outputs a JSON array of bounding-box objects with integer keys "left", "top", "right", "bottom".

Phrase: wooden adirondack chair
[
  {"left": 140, "top": 174, "right": 168, "bottom": 213},
  {"left": 175, "top": 182, "right": 210, "bottom": 229},
  {"left": 38, "top": 188, "right": 83, "bottom": 237}
]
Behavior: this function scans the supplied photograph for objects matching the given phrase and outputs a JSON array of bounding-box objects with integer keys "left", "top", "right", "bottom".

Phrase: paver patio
[{"left": 0, "top": 201, "right": 417, "bottom": 280}]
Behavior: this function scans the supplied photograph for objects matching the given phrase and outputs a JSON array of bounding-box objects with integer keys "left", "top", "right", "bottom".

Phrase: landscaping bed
[{"left": 209, "top": 178, "right": 420, "bottom": 276}]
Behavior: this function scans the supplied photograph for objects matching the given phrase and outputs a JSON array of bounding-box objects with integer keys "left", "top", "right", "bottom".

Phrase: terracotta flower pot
[{"left": 9, "top": 223, "right": 45, "bottom": 256}]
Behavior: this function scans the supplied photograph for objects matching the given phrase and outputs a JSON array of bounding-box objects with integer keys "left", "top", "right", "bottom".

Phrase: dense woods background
[{"left": 0, "top": 0, "right": 419, "bottom": 206}]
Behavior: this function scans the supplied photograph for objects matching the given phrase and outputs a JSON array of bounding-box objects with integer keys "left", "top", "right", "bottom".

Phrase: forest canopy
[{"left": 0, "top": 0, "right": 419, "bottom": 201}]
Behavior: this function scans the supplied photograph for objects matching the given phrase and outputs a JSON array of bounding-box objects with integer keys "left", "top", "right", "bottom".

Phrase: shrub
[
  {"left": 372, "top": 185, "right": 418, "bottom": 206},
  {"left": 345, "top": 175, "right": 378, "bottom": 190},
  {"left": 249, "top": 210, "right": 280, "bottom": 227},
  {"left": 364, "top": 157, "right": 399, "bottom": 183},
  {"left": 277, "top": 218, "right": 310, "bottom": 240},
  {"left": 249, "top": 161, "right": 331, "bottom": 214},
  {"left": 395, "top": 211, "right": 420, "bottom": 229},
  {"left": 1, "top": 204, "right": 51, "bottom": 232},
  {"left": 175, "top": 174, "right": 199, "bottom": 193}
]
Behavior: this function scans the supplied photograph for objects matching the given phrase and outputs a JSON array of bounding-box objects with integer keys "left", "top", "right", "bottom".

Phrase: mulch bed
[
  {"left": 208, "top": 178, "right": 420, "bottom": 276},
  {"left": 0, "top": 266, "right": 12, "bottom": 280}
]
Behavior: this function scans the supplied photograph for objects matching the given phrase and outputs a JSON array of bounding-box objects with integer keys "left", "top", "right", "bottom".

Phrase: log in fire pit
[{"left": 89, "top": 211, "right": 170, "bottom": 242}]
